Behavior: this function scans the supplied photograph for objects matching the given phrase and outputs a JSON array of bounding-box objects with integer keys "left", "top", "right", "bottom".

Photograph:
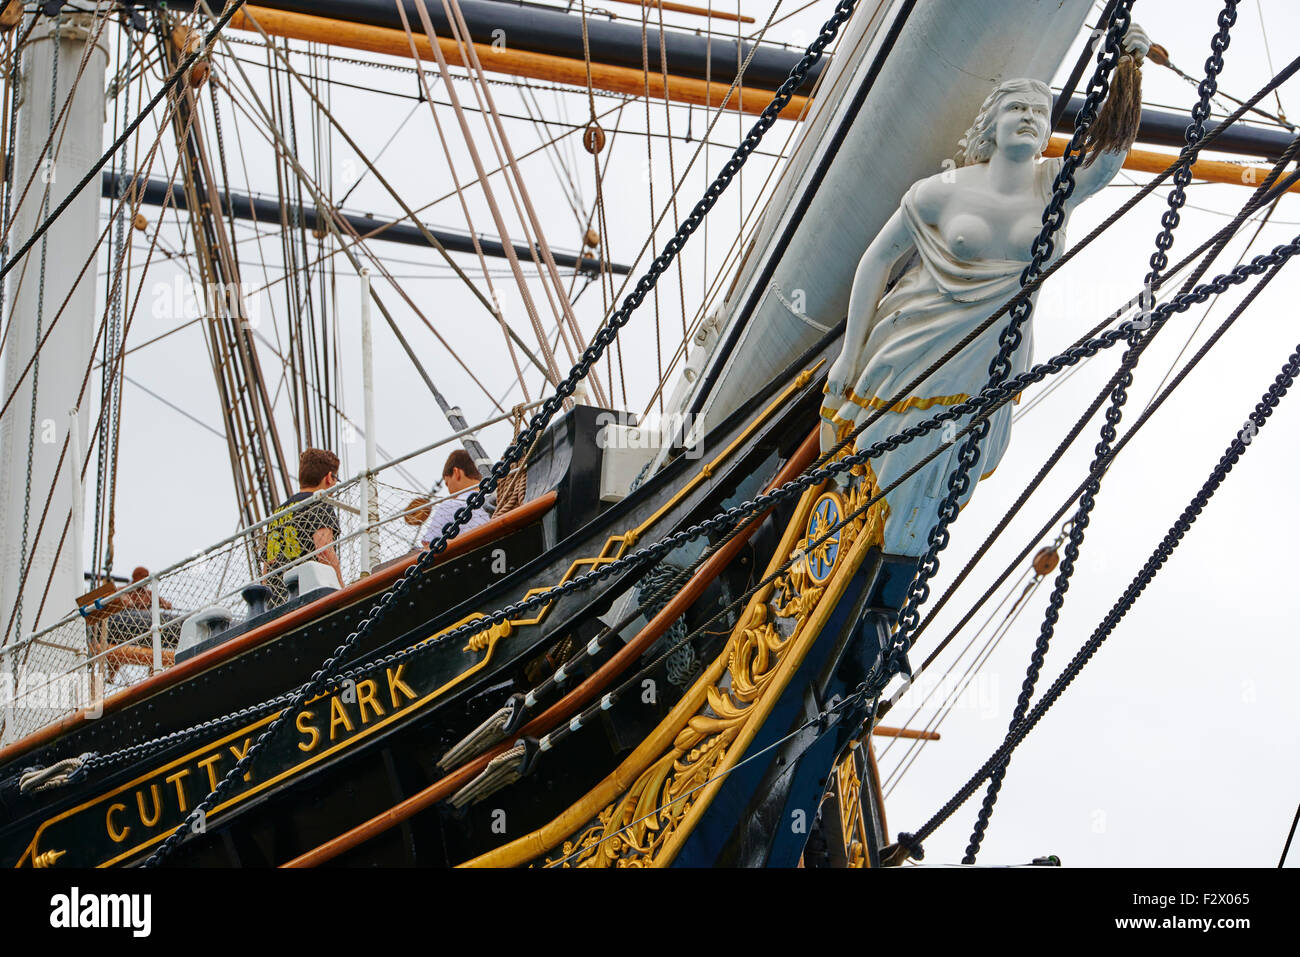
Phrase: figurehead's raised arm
[{"left": 1069, "top": 22, "right": 1149, "bottom": 202}]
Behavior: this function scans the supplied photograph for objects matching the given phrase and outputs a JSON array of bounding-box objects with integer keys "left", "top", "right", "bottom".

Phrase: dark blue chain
[
  {"left": 961, "top": 0, "right": 1240, "bottom": 865},
  {"left": 886, "top": 1, "right": 1136, "bottom": 675},
  {"left": 892, "top": 335, "right": 1300, "bottom": 862},
  {"left": 53, "top": 234, "right": 1296, "bottom": 797},
  {"left": 140, "top": 0, "right": 862, "bottom": 866}
]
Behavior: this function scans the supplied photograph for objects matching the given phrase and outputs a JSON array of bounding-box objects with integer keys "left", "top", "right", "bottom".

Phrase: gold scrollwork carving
[
  {"left": 834, "top": 746, "right": 870, "bottom": 868},
  {"left": 543, "top": 449, "right": 887, "bottom": 868}
]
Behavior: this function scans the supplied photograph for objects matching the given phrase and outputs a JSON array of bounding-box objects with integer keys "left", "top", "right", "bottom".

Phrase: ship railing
[{"left": 0, "top": 400, "right": 542, "bottom": 746}]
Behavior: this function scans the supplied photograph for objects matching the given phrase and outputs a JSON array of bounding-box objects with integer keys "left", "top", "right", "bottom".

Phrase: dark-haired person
[
  {"left": 263, "top": 448, "right": 344, "bottom": 600},
  {"left": 418, "top": 449, "right": 491, "bottom": 548}
]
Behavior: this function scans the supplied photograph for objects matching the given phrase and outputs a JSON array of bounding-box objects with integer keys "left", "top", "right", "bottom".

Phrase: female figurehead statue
[{"left": 821, "top": 25, "right": 1149, "bottom": 559}]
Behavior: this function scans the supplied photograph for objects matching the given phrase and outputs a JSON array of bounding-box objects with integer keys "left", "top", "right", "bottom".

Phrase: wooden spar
[
  {"left": 1046, "top": 136, "right": 1300, "bottom": 194},
  {"left": 229, "top": 6, "right": 802, "bottom": 117},
  {"left": 227, "top": 10, "right": 1289, "bottom": 193},
  {"left": 602, "top": 0, "right": 756, "bottom": 24},
  {"left": 873, "top": 726, "right": 940, "bottom": 741}
]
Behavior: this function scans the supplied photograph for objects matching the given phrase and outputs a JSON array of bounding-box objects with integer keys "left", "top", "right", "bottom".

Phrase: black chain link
[
  {"left": 885, "top": 1, "right": 1136, "bottom": 677},
  {"left": 47, "top": 232, "right": 1296, "bottom": 798},
  {"left": 962, "top": 0, "right": 1240, "bottom": 864},
  {"left": 896, "top": 335, "right": 1300, "bottom": 859},
  {"left": 140, "top": 0, "right": 863, "bottom": 866}
]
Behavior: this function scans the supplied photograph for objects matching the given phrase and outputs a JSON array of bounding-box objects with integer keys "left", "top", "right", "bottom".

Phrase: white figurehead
[{"left": 820, "top": 25, "right": 1150, "bottom": 558}]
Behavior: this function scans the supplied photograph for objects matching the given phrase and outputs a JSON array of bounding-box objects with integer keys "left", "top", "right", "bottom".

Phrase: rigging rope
[
  {"left": 877, "top": 135, "right": 1300, "bottom": 723},
  {"left": 49, "top": 237, "right": 1297, "bottom": 793},
  {"left": 14, "top": 11, "right": 62, "bottom": 645},
  {"left": 7, "top": 0, "right": 1289, "bottom": 868},
  {"left": 394, "top": 3, "right": 532, "bottom": 404},
  {"left": 883, "top": 0, "right": 1138, "bottom": 690},
  {"left": 96, "top": 22, "right": 139, "bottom": 585},
  {"left": 807, "top": 48, "right": 1300, "bottom": 514},
  {"left": 1281, "top": 800, "right": 1300, "bottom": 868},
  {"left": 558, "top": 315, "right": 1297, "bottom": 868},
  {"left": 434, "top": 0, "right": 606, "bottom": 406},
  {"left": 893, "top": 132, "right": 1300, "bottom": 682},
  {"left": 140, "top": 0, "right": 865, "bottom": 867},
  {"left": 881, "top": 562, "right": 1049, "bottom": 799},
  {"left": 963, "top": 0, "right": 1240, "bottom": 864},
  {"left": 887, "top": 329, "right": 1300, "bottom": 865},
  {"left": 0, "top": 0, "right": 250, "bottom": 286}
]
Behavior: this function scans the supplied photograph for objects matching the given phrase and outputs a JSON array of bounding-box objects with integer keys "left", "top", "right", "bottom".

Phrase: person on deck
[
  {"left": 117, "top": 566, "right": 173, "bottom": 611},
  {"left": 418, "top": 449, "right": 491, "bottom": 549},
  {"left": 263, "top": 448, "right": 344, "bottom": 600}
]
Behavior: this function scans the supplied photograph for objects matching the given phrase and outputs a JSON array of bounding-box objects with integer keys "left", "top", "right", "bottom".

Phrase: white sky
[{"left": 62, "top": 0, "right": 1300, "bottom": 866}]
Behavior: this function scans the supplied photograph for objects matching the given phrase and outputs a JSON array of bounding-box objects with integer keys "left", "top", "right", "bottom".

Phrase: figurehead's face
[
  {"left": 956, "top": 78, "right": 1053, "bottom": 166},
  {"left": 992, "top": 91, "right": 1051, "bottom": 158}
]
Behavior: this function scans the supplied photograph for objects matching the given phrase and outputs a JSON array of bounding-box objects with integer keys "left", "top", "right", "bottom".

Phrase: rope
[
  {"left": 17, "top": 753, "right": 93, "bottom": 795},
  {"left": 394, "top": 0, "right": 563, "bottom": 392},
  {"left": 807, "top": 49, "right": 1300, "bottom": 511},
  {"left": 140, "top": 0, "right": 864, "bottom": 867},
  {"left": 895, "top": 132, "right": 1300, "bottom": 691},
  {"left": 440, "top": 0, "right": 606, "bottom": 405},
  {"left": 963, "top": 0, "right": 1240, "bottom": 864},
  {"left": 1, "top": 97, "right": 203, "bottom": 648},
  {"left": 636, "top": 562, "right": 700, "bottom": 687},
  {"left": 493, "top": 406, "right": 531, "bottom": 515},
  {"left": 13, "top": 11, "right": 62, "bottom": 644},
  {"left": 885, "top": 1, "right": 1138, "bottom": 688},
  {"left": 1281, "top": 800, "right": 1300, "bottom": 867},
  {"left": 97, "top": 24, "right": 139, "bottom": 585},
  {"left": 429, "top": 0, "right": 605, "bottom": 405},
  {"left": 881, "top": 563, "right": 1049, "bottom": 799},
  {"left": 0, "top": 7, "right": 112, "bottom": 270},
  {"left": 393, "top": 3, "right": 532, "bottom": 404},
  {"left": 0, "top": 0, "right": 250, "bottom": 285},
  {"left": 890, "top": 333, "right": 1300, "bottom": 863},
  {"left": 23, "top": 229, "right": 1292, "bottom": 802},
  {"left": 350, "top": 236, "right": 1300, "bottom": 764}
]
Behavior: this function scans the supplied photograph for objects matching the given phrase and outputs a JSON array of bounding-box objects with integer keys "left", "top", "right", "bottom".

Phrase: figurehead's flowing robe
[{"left": 821, "top": 157, "right": 1064, "bottom": 557}]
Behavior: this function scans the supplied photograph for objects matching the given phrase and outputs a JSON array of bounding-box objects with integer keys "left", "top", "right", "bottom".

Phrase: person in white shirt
[{"left": 419, "top": 449, "right": 492, "bottom": 548}]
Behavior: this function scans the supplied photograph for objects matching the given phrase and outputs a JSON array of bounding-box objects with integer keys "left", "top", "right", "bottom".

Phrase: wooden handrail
[
  {"left": 0, "top": 492, "right": 557, "bottom": 765},
  {"left": 282, "top": 428, "right": 821, "bottom": 867}
]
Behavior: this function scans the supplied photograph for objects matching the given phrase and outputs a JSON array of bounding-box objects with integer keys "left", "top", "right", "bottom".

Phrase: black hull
[{"left": 1, "top": 330, "right": 863, "bottom": 868}]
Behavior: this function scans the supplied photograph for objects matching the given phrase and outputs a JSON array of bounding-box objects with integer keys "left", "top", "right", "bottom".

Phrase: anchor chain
[
  {"left": 141, "top": 0, "right": 863, "bottom": 866},
  {"left": 883, "top": 1, "right": 1138, "bottom": 685},
  {"left": 962, "top": 0, "right": 1240, "bottom": 865}
]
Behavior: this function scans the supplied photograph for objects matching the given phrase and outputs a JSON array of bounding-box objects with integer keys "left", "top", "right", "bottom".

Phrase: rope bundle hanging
[
  {"left": 881, "top": 0, "right": 1139, "bottom": 689},
  {"left": 635, "top": 562, "right": 700, "bottom": 688},
  {"left": 962, "top": 0, "right": 1240, "bottom": 865}
]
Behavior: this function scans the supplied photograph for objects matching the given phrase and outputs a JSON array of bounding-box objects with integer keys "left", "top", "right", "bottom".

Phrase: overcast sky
[{"left": 68, "top": 0, "right": 1300, "bottom": 866}]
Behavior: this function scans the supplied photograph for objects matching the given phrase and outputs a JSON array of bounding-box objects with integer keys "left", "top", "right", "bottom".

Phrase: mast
[
  {"left": 0, "top": 6, "right": 109, "bottom": 644},
  {"left": 154, "top": 13, "right": 293, "bottom": 530}
]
